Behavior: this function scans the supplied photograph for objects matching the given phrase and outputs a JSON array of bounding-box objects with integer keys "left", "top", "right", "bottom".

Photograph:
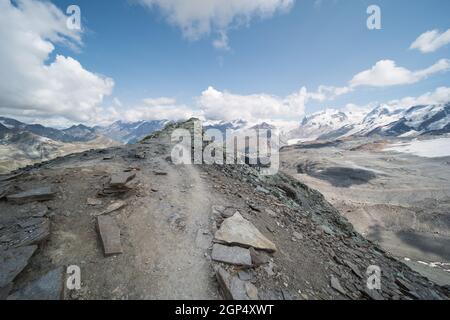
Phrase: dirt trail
[
  {"left": 126, "top": 157, "right": 218, "bottom": 299},
  {"left": 2, "top": 122, "right": 449, "bottom": 300}
]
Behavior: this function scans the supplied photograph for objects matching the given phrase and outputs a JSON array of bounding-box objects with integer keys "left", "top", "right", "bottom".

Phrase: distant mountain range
[
  {"left": 1, "top": 101, "right": 449, "bottom": 172},
  {"left": 286, "top": 102, "right": 450, "bottom": 143}
]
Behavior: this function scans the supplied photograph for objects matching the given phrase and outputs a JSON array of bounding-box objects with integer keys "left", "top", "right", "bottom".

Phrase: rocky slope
[
  {"left": 0, "top": 120, "right": 449, "bottom": 300},
  {"left": 0, "top": 117, "right": 119, "bottom": 174}
]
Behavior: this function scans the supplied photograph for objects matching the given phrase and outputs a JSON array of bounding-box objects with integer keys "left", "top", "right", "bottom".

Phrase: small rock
[
  {"left": 87, "top": 197, "right": 102, "bottom": 206},
  {"left": 245, "top": 282, "right": 259, "bottom": 300},
  {"left": 211, "top": 244, "right": 252, "bottom": 267}
]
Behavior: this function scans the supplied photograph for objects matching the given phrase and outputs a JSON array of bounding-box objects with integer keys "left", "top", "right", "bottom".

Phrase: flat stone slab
[
  {"left": 109, "top": 172, "right": 136, "bottom": 188},
  {"left": 97, "top": 216, "right": 123, "bottom": 256},
  {"left": 214, "top": 212, "right": 277, "bottom": 252},
  {"left": 0, "top": 246, "right": 37, "bottom": 288},
  {"left": 7, "top": 187, "right": 55, "bottom": 204},
  {"left": 8, "top": 267, "right": 64, "bottom": 300},
  {"left": 212, "top": 244, "right": 252, "bottom": 267},
  {"left": 0, "top": 218, "right": 50, "bottom": 250}
]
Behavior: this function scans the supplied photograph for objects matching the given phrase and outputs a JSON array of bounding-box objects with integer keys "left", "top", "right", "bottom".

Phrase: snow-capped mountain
[
  {"left": 203, "top": 119, "right": 248, "bottom": 134},
  {"left": 373, "top": 103, "right": 450, "bottom": 137},
  {"left": 286, "top": 108, "right": 367, "bottom": 143},
  {"left": 287, "top": 102, "right": 450, "bottom": 143}
]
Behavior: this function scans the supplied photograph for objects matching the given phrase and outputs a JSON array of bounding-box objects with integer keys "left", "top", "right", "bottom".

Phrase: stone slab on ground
[
  {"left": 214, "top": 212, "right": 277, "bottom": 252},
  {"left": 0, "top": 218, "right": 50, "bottom": 250},
  {"left": 7, "top": 187, "right": 55, "bottom": 204},
  {"left": 109, "top": 172, "right": 136, "bottom": 188},
  {"left": 7, "top": 267, "right": 64, "bottom": 300},
  {"left": 211, "top": 244, "right": 252, "bottom": 267},
  {"left": 97, "top": 216, "right": 123, "bottom": 256},
  {"left": 0, "top": 246, "right": 37, "bottom": 288}
]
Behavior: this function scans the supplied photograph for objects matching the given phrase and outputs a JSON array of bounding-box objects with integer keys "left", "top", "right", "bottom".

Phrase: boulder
[
  {"left": 211, "top": 244, "right": 252, "bottom": 267},
  {"left": 97, "top": 216, "right": 123, "bottom": 256},
  {"left": 214, "top": 212, "right": 277, "bottom": 252},
  {"left": 7, "top": 187, "right": 55, "bottom": 204}
]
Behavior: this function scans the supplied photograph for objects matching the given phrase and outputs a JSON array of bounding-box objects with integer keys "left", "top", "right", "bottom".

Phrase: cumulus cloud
[
  {"left": 196, "top": 86, "right": 322, "bottom": 123},
  {"left": 136, "top": 0, "right": 294, "bottom": 49},
  {"left": 387, "top": 86, "right": 450, "bottom": 108},
  {"left": 349, "top": 59, "right": 450, "bottom": 88},
  {"left": 0, "top": 0, "right": 114, "bottom": 124},
  {"left": 410, "top": 29, "right": 450, "bottom": 53},
  {"left": 120, "top": 97, "right": 198, "bottom": 122}
]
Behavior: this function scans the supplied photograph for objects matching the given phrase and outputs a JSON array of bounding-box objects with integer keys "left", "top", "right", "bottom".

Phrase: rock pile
[
  {"left": 0, "top": 174, "right": 58, "bottom": 300},
  {"left": 209, "top": 208, "right": 277, "bottom": 300}
]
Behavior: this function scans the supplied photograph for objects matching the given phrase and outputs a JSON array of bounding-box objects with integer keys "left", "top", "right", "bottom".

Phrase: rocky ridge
[{"left": 0, "top": 119, "right": 449, "bottom": 300}]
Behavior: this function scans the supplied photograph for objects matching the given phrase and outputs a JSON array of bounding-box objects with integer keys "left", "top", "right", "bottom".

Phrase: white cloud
[
  {"left": 410, "top": 29, "right": 450, "bottom": 53},
  {"left": 120, "top": 97, "right": 198, "bottom": 122},
  {"left": 0, "top": 0, "right": 114, "bottom": 124},
  {"left": 349, "top": 59, "right": 450, "bottom": 88},
  {"left": 387, "top": 86, "right": 450, "bottom": 108},
  {"left": 197, "top": 86, "right": 322, "bottom": 123},
  {"left": 137, "top": 0, "right": 294, "bottom": 49}
]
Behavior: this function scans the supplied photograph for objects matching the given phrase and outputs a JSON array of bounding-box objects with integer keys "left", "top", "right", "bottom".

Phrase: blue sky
[{"left": 1, "top": 0, "right": 449, "bottom": 126}]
